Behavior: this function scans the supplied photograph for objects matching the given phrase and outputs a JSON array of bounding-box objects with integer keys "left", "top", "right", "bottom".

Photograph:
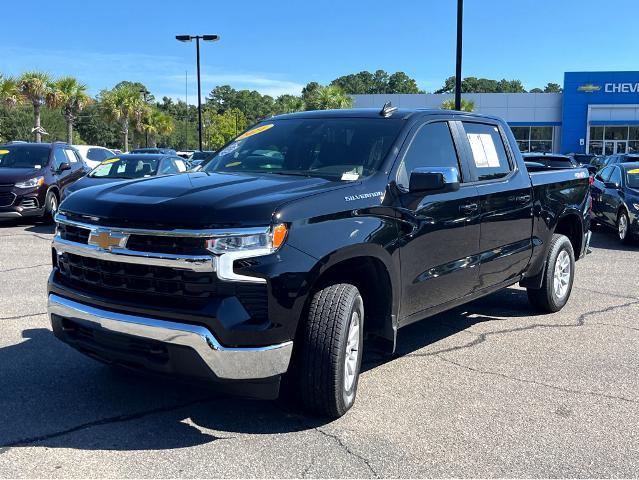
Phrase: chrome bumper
[{"left": 48, "top": 294, "right": 293, "bottom": 380}]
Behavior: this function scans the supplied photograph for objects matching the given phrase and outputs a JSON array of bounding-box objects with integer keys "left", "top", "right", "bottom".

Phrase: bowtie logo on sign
[{"left": 577, "top": 84, "right": 601, "bottom": 93}]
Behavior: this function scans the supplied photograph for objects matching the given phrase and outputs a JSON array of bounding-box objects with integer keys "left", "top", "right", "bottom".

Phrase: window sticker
[
  {"left": 0, "top": 149, "right": 9, "bottom": 154},
  {"left": 467, "top": 133, "right": 500, "bottom": 168},
  {"left": 219, "top": 142, "right": 240, "bottom": 156},
  {"left": 628, "top": 168, "right": 639, "bottom": 174},
  {"left": 234, "top": 123, "right": 274, "bottom": 141},
  {"left": 34, "top": 165, "right": 41, "bottom": 169},
  {"left": 341, "top": 171, "right": 360, "bottom": 181},
  {"left": 225, "top": 161, "right": 242, "bottom": 167},
  {"left": 101, "top": 158, "right": 119, "bottom": 165}
]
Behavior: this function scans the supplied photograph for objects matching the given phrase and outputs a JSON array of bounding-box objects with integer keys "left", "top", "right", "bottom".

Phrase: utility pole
[{"left": 455, "top": 0, "right": 463, "bottom": 111}]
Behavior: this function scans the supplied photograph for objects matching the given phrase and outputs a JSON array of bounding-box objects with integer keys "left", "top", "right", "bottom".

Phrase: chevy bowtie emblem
[
  {"left": 88, "top": 229, "right": 128, "bottom": 251},
  {"left": 577, "top": 83, "right": 601, "bottom": 93}
]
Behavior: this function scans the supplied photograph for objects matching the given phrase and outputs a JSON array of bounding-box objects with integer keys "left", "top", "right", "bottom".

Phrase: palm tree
[
  {"left": 305, "top": 85, "right": 352, "bottom": 111},
  {"left": 99, "top": 84, "right": 147, "bottom": 151},
  {"left": 53, "top": 77, "right": 91, "bottom": 143},
  {"left": 142, "top": 109, "right": 175, "bottom": 147},
  {"left": 441, "top": 98, "right": 475, "bottom": 112},
  {"left": 0, "top": 75, "right": 22, "bottom": 109},
  {"left": 18, "top": 71, "right": 56, "bottom": 142}
]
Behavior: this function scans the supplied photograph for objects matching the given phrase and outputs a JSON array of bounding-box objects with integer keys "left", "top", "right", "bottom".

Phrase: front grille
[
  {"left": 56, "top": 252, "right": 268, "bottom": 320},
  {"left": 0, "top": 192, "right": 16, "bottom": 207},
  {"left": 20, "top": 197, "right": 38, "bottom": 209},
  {"left": 126, "top": 234, "right": 207, "bottom": 255},
  {"left": 57, "top": 224, "right": 90, "bottom": 244}
]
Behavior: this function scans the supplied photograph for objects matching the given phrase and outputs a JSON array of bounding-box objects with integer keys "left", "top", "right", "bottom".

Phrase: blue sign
[{"left": 561, "top": 71, "right": 639, "bottom": 153}]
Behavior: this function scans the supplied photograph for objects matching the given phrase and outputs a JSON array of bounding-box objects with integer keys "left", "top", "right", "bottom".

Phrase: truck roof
[{"left": 271, "top": 108, "right": 502, "bottom": 122}]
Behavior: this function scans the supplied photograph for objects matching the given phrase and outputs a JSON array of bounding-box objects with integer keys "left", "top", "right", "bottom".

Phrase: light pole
[
  {"left": 454, "top": 0, "right": 463, "bottom": 111},
  {"left": 140, "top": 88, "right": 150, "bottom": 147},
  {"left": 176, "top": 34, "right": 220, "bottom": 151}
]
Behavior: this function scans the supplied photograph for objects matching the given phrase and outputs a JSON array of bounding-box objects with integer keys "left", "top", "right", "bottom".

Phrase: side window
[
  {"left": 463, "top": 122, "right": 512, "bottom": 181},
  {"left": 397, "top": 121, "right": 460, "bottom": 187},
  {"left": 53, "top": 149, "right": 67, "bottom": 170},
  {"left": 609, "top": 167, "right": 622, "bottom": 185},
  {"left": 86, "top": 148, "right": 104, "bottom": 161},
  {"left": 158, "top": 158, "right": 178, "bottom": 175},
  {"left": 597, "top": 166, "right": 613, "bottom": 182},
  {"left": 64, "top": 149, "right": 78, "bottom": 164},
  {"left": 174, "top": 158, "right": 187, "bottom": 172}
]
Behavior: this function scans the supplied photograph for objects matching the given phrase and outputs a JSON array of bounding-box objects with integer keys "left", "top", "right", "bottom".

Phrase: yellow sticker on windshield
[
  {"left": 101, "top": 158, "right": 119, "bottom": 164},
  {"left": 0, "top": 149, "right": 9, "bottom": 154},
  {"left": 235, "top": 123, "right": 274, "bottom": 141},
  {"left": 225, "top": 161, "right": 242, "bottom": 167},
  {"left": 628, "top": 169, "right": 639, "bottom": 174}
]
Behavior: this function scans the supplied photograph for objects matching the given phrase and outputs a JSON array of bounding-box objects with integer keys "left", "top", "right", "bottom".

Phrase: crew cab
[{"left": 47, "top": 108, "right": 591, "bottom": 417}]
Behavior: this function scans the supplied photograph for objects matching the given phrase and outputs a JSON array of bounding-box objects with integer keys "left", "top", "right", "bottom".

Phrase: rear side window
[
  {"left": 597, "top": 166, "right": 613, "bottom": 182},
  {"left": 87, "top": 148, "right": 106, "bottom": 161},
  {"left": 64, "top": 149, "right": 78, "bottom": 163},
  {"left": 463, "top": 122, "right": 512, "bottom": 181},
  {"left": 397, "top": 122, "right": 460, "bottom": 187},
  {"left": 609, "top": 167, "right": 622, "bottom": 185}
]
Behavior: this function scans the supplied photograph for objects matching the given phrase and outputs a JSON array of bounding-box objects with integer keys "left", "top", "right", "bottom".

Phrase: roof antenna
[{"left": 379, "top": 101, "right": 397, "bottom": 118}]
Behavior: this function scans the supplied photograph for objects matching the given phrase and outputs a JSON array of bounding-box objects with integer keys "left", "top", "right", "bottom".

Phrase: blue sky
[{"left": 2, "top": 0, "right": 637, "bottom": 103}]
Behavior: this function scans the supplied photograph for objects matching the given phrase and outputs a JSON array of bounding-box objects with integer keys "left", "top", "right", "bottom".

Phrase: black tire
[
  {"left": 527, "top": 234, "right": 575, "bottom": 313},
  {"left": 617, "top": 210, "right": 632, "bottom": 245},
  {"left": 43, "top": 190, "right": 58, "bottom": 224},
  {"left": 297, "top": 283, "right": 364, "bottom": 418}
]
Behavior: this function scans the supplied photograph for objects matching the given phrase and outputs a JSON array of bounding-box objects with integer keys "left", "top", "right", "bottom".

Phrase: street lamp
[
  {"left": 454, "top": 0, "right": 463, "bottom": 111},
  {"left": 176, "top": 34, "right": 220, "bottom": 151},
  {"left": 140, "top": 88, "right": 150, "bottom": 148}
]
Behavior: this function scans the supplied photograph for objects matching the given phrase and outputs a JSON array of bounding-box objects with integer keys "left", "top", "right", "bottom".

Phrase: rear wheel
[
  {"left": 527, "top": 234, "right": 575, "bottom": 313},
  {"left": 617, "top": 210, "right": 632, "bottom": 244},
  {"left": 297, "top": 283, "right": 364, "bottom": 418}
]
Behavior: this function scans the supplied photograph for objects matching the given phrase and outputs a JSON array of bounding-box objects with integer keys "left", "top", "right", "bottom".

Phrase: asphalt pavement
[{"left": 0, "top": 220, "right": 638, "bottom": 478}]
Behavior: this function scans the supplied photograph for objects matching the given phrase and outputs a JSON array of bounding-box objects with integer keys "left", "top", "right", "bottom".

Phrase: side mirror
[
  {"left": 604, "top": 181, "right": 620, "bottom": 189},
  {"left": 409, "top": 167, "right": 460, "bottom": 194},
  {"left": 57, "top": 162, "right": 71, "bottom": 172}
]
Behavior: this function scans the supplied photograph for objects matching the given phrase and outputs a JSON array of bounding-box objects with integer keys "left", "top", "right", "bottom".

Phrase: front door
[
  {"left": 395, "top": 120, "right": 480, "bottom": 323},
  {"left": 459, "top": 121, "right": 534, "bottom": 290}
]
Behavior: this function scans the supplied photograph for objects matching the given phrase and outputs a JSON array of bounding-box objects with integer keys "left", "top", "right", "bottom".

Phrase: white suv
[{"left": 73, "top": 145, "right": 116, "bottom": 169}]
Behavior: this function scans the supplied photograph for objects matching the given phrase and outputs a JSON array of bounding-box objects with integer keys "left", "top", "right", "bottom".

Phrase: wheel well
[
  {"left": 310, "top": 256, "right": 393, "bottom": 340},
  {"left": 554, "top": 214, "right": 582, "bottom": 256},
  {"left": 617, "top": 205, "right": 628, "bottom": 218},
  {"left": 47, "top": 186, "right": 60, "bottom": 200}
]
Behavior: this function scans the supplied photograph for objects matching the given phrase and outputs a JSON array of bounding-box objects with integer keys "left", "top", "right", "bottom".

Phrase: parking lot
[{"left": 0, "top": 220, "right": 637, "bottom": 478}]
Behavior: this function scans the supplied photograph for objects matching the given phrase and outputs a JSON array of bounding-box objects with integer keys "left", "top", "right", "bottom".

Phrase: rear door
[
  {"left": 459, "top": 121, "right": 534, "bottom": 290},
  {"left": 395, "top": 119, "right": 481, "bottom": 322},
  {"left": 601, "top": 166, "right": 623, "bottom": 225},
  {"left": 591, "top": 166, "right": 613, "bottom": 225}
]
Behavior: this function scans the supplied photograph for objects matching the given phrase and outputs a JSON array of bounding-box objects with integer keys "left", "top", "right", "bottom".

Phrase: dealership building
[{"left": 352, "top": 71, "right": 639, "bottom": 155}]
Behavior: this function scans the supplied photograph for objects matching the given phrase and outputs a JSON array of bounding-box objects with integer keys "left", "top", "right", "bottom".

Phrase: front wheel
[
  {"left": 43, "top": 191, "right": 58, "bottom": 224},
  {"left": 617, "top": 210, "right": 632, "bottom": 244},
  {"left": 297, "top": 283, "right": 364, "bottom": 418},
  {"left": 527, "top": 234, "right": 575, "bottom": 313}
]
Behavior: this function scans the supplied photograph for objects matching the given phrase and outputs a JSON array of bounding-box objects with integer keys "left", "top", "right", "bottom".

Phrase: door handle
[
  {"left": 515, "top": 194, "right": 531, "bottom": 204},
  {"left": 459, "top": 203, "right": 479, "bottom": 215}
]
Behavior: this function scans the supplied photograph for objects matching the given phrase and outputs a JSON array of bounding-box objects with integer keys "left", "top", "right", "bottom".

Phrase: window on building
[
  {"left": 511, "top": 125, "right": 553, "bottom": 153},
  {"left": 589, "top": 126, "right": 639, "bottom": 155}
]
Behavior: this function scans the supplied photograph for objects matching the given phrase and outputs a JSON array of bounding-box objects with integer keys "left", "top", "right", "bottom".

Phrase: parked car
[
  {"left": 62, "top": 154, "right": 188, "bottom": 199},
  {"left": 588, "top": 155, "right": 608, "bottom": 173},
  {"left": 0, "top": 142, "right": 86, "bottom": 222},
  {"left": 188, "top": 150, "right": 216, "bottom": 169},
  {"left": 591, "top": 162, "right": 639, "bottom": 243},
  {"left": 600, "top": 153, "right": 639, "bottom": 168},
  {"left": 177, "top": 150, "right": 195, "bottom": 159},
  {"left": 73, "top": 145, "right": 116, "bottom": 169},
  {"left": 48, "top": 108, "right": 591, "bottom": 417},
  {"left": 130, "top": 148, "right": 177, "bottom": 155},
  {"left": 522, "top": 153, "right": 577, "bottom": 169}
]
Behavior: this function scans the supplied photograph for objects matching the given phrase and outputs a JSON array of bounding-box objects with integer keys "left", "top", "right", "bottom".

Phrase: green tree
[
  {"left": 99, "top": 83, "right": 148, "bottom": 151},
  {"left": 141, "top": 108, "right": 175, "bottom": 147},
  {"left": 330, "top": 70, "right": 420, "bottom": 94},
  {"left": 440, "top": 98, "right": 475, "bottom": 112},
  {"left": 436, "top": 76, "right": 526, "bottom": 94},
  {"left": 304, "top": 85, "right": 352, "bottom": 111},
  {"left": 0, "top": 75, "right": 22, "bottom": 109},
  {"left": 203, "top": 108, "right": 248, "bottom": 150},
  {"left": 52, "top": 77, "right": 91, "bottom": 143},
  {"left": 543, "top": 82, "right": 562, "bottom": 93},
  {"left": 529, "top": 87, "right": 544, "bottom": 93},
  {"left": 273, "top": 94, "right": 305, "bottom": 114},
  {"left": 18, "top": 71, "right": 57, "bottom": 142},
  {"left": 206, "top": 85, "right": 274, "bottom": 124},
  {"left": 387, "top": 72, "right": 420, "bottom": 93}
]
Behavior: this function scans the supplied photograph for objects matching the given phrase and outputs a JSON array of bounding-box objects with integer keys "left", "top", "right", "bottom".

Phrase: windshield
[
  {"left": 89, "top": 156, "right": 160, "bottom": 179},
  {"left": 627, "top": 168, "right": 639, "bottom": 189},
  {"left": 0, "top": 146, "right": 50, "bottom": 169},
  {"left": 203, "top": 118, "right": 403, "bottom": 180},
  {"left": 190, "top": 151, "right": 215, "bottom": 161}
]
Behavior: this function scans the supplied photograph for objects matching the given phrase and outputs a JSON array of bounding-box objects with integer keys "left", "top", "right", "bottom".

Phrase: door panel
[
  {"left": 602, "top": 166, "right": 623, "bottom": 224},
  {"left": 395, "top": 120, "right": 480, "bottom": 322}
]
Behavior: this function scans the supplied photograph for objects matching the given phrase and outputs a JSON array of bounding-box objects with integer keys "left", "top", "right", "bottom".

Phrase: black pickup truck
[{"left": 48, "top": 108, "right": 591, "bottom": 417}]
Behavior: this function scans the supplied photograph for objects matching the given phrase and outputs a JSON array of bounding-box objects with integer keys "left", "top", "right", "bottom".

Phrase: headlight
[
  {"left": 205, "top": 224, "right": 288, "bottom": 255},
  {"left": 15, "top": 176, "right": 44, "bottom": 189}
]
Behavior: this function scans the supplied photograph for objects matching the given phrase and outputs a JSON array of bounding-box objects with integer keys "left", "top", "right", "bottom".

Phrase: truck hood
[
  {"left": 0, "top": 168, "right": 42, "bottom": 184},
  {"left": 59, "top": 171, "right": 350, "bottom": 228}
]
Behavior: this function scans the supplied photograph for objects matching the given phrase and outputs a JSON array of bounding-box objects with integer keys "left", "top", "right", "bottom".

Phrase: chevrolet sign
[
  {"left": 605, "top": 83, "right": 639, "bottom": 93},
  {"left": 577, "top": 84, "right": 601, "bottom": 93}
]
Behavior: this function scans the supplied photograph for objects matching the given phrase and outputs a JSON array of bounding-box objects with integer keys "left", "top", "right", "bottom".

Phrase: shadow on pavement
[
  {"left": 24, "top": 223, "right": 55, "bottom": 235},
  {"left": 589, "top": 229, "right": 638, "bottom": 252},
  {"left": 0, "top": 287, "right": 535, "bottom": 451}
]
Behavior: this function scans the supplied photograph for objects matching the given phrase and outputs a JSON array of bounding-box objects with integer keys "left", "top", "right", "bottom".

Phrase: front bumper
[{"left": 48, "top": 294, "right": 293, "bottom": 381}]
